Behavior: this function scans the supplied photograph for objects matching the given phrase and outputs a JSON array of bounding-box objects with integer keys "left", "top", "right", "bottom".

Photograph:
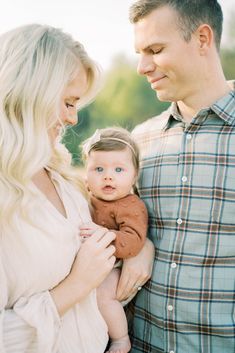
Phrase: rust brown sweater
[{"left": 91, "top": 194, "right": 148, "bottom": 258}]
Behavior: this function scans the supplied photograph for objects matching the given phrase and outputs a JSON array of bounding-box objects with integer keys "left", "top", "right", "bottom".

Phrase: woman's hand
[
  {"left": 116, "top": 238, "right": 155, "bottom": 301},
  {"left": 50, "top": 227, "right": 116, "bottom": 316},
  {"left": 71, "top": 226, "right": 116, "bottom": 291},
  {"left": 80, "top": 221, "right": 100, "bottom": 240}
]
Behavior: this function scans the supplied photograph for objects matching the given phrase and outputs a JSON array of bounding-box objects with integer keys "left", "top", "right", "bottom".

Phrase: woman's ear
[{"left": 84, "top": 178, "right": 90, "bottom": 192}]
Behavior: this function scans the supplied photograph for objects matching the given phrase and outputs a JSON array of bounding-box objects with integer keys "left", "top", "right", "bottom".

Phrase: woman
[{"left": 0, "top": 24, "right": 154, "bottom": 353}]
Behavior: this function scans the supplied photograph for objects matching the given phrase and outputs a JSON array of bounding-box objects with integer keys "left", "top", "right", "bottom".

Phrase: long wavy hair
[{"left": 0, "top": 24, "right": 101, "bottom": 229}]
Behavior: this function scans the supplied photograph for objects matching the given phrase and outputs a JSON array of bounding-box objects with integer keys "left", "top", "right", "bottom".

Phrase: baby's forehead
[
  {"left": 89, "top": 147, "right": 131, "bottom": 157},
  {"left": 87, "top": 148, "right": 134, "bottom": 165}
]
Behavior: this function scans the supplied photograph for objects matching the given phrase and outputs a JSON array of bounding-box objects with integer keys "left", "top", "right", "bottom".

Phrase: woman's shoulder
[{"left": 49, "top": 167, "right": 88, "bottom": 204}]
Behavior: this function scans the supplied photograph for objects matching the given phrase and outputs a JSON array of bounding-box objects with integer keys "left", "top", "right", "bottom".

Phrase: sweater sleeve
[
  {"left": 0, "top": 291, "right": 61, "bottom": 353},
  {"left": 113, "top": 196, "right": 148, "bottom": 259}
]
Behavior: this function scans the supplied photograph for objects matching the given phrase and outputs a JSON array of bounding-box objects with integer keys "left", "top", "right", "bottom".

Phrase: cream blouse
[{"left": 0, "top": 169, "right": 108, "bottom": 353}]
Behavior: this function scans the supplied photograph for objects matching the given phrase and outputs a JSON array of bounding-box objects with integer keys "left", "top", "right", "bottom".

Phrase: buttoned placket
[
  {"left": 165, "top": 120, "right": 195, "bottom": 353},
  {"left": 165, "top": 112, "right": 209, "bottom": 352}
]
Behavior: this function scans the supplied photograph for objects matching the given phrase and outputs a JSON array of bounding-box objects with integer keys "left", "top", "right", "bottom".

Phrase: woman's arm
[
  {"left": 116, "top": 238, "right": 155, "bottom": 301},
  {"left": 0, "top": 228, "right": 115, "bottom": 352},
  {"left": 50, "top": 227, "right": 116, "bottom": 316}
]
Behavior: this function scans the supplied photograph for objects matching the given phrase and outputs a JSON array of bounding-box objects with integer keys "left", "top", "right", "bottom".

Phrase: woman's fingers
[{"left": 86, "top": 228, "right": 116, "bottom": 247}]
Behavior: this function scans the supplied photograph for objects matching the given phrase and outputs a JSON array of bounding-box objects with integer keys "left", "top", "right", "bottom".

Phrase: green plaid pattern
[{"left": 128, "top": 91, "right": 235, "bottom": 353}]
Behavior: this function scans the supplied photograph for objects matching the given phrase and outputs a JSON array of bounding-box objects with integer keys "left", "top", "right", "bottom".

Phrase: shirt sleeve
[
  {"left": 113, "top": 196, "right": 148, "bottom": 259},
  {"left": 0, "top": 291, "right": 61, "bottom": 353}
]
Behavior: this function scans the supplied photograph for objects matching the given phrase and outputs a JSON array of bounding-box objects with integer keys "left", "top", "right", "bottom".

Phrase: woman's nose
[{"left": 66, "top": 111, "right": 78, "bottom": 126}]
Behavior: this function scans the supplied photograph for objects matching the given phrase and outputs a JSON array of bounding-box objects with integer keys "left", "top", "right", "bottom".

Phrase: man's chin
[{"left": 156, "top": 90, "right": 173, "bottom": 103}]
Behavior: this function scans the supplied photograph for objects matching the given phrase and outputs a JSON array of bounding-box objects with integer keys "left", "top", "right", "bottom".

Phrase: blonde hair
[
  {"left": 0, "top": 24, "right": 101, "bottom": 229},
  {"left": 82, "top": 127, "right": 140, "bottom": 174}
]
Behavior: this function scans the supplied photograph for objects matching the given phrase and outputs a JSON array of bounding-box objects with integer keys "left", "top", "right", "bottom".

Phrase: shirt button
[
  {"left": 177, "top": 218, "right": 182, "bottom": 225},
  {"left": 171, "top": 262, "right": 177, "bottom": 269},
  {"left": 186, "top": 134, "right": 192, "bottom": 140},
  {"left": 182, "top": 176, "right": 187, "bottom": 182},
  {"left": 168, "top": 305, "right": 173, "bottom": 311}
]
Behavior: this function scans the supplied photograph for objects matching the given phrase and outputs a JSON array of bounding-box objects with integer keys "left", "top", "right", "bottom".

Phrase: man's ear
[
  {"left": 195, "top": 24, "right": 214, "bottom": 54},
  {"left": 227, "top": 80, "right": 235, "bottom": 90}
]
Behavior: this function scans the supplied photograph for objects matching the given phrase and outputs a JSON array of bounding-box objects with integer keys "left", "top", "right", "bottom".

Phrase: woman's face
[{"left": 49, "top": 61, "right": 88, "bottom": 143}]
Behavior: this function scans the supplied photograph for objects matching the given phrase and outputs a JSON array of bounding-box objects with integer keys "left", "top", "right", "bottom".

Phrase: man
[{"left": 128, "top": 1, "right": 235, "bottom": 352}]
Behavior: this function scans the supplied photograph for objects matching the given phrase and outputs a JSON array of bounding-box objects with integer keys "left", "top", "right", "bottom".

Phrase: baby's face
[{"left": 86, "top": 148, "right": 137, "bottom": 201}]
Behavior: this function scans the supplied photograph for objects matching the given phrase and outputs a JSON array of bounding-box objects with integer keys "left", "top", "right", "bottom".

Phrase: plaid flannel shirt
[{"left": 128, "top": 90, "right": 235, "bottom": 353}]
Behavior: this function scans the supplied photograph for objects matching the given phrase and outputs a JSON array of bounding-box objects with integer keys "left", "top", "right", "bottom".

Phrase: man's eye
[
  {"left": 115, "top": 167, "right": 123, "bottom": 172},
  {"left": 150, "top": 48, "right": 162, "bottom": 55},
  {"left": 95, "top": 167, "right": 103, "bottom": 172}
]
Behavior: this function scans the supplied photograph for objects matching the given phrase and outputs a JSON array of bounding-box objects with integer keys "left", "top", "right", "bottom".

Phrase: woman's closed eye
[{"left": 66, "top": 102, "right": 75, "bottom": 108}]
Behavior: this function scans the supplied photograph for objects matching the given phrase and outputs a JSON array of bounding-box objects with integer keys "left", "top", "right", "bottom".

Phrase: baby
[{"left": 80, "top": 127, "right": 148, "bottom": 353}]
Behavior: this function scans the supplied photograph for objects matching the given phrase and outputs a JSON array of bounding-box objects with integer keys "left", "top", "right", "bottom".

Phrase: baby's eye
[
  {"left": 115, "top": 167, "right": 123, "bottom": 173},
  {"left": 95, "top": 167, "right": 103, "bottom": 172}
]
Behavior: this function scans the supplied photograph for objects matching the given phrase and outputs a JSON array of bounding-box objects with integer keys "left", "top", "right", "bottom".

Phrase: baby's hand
[{"left": 80, "top": 222, "right": 100, "bottom": 239}]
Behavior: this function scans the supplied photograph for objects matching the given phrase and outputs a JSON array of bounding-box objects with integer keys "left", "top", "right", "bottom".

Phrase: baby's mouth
[{"left": 103, "top": 185, "right": 115, "bottom": 192}]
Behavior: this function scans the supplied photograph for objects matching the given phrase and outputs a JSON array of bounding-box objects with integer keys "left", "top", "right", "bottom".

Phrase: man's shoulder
[{"left": 132, "top": 107, "right": 171, "bottom": 136}]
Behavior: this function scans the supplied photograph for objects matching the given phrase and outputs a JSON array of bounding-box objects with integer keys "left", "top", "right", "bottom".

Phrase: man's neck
[{"left": 177, "top": 75, "right": 232, "bottom": 123}]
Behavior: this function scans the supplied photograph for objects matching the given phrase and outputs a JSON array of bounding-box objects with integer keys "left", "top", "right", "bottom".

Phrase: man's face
[{"left": 133, "top": 5, "right": 201, "bottom": 103}]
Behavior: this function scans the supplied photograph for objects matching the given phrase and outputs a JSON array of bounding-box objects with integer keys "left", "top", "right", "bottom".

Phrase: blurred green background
[{"left": 63, "top": 18, "right": 235, "bottom": 166}]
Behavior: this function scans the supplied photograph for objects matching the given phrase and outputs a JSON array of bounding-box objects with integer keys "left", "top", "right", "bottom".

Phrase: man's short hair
[{"left": 129, "top": 0, "right": 223, "bottom": 50}]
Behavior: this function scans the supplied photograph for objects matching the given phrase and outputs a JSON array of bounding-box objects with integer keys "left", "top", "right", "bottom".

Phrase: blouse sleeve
[{"left": 0, "top": 257, "right": 61, "bottom": 353}]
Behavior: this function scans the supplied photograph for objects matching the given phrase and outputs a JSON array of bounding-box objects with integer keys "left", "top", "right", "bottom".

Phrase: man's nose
[{"left": 137, "top": 55, "right": 155, "bottom": 76}]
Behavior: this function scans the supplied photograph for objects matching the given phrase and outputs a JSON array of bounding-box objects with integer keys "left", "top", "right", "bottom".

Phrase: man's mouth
[{"left": 149, "top": 75, "right": 167, "bottom": 89}]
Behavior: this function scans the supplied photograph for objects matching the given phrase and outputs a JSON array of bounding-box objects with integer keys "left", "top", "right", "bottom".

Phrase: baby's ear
[{"left": 133, "top": 172, "right": 138, "bottom": 185}]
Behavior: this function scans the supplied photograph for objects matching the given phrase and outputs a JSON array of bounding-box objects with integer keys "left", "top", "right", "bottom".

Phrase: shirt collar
[
  {"left": 162, "top": 103, "right": 183, "bottom": 130},
  {"left": 163, "top": 90, "right": 235, "bottom": 130},
  {"left": 211, "top": 90, "right": 235, "bottom": 125}
]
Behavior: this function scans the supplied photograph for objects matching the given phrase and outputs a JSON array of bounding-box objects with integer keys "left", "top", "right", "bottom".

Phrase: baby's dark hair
[{"left": 82, "top": 127, "right": 140, "bottom": 195}]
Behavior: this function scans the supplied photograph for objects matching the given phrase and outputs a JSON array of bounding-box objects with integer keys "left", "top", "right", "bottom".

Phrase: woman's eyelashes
[{"left": 66, "top": 102, "right": 75, "bottom": 108}]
